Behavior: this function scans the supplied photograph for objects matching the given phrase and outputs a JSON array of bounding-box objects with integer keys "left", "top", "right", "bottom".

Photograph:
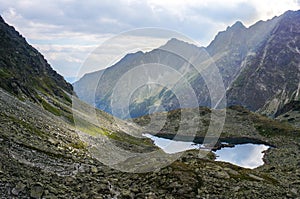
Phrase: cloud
[
  {"left": 0, "top": 0, "right": 299, "bottom": 78},
  {"left": 0, "top": 0, "right": 262, "bottom": 42},
  {"left": 188, "top": 2, "right": 258, "bottom": 23},
  {"left": 34, "top": 44, "right": 96, "bottom": 77}
]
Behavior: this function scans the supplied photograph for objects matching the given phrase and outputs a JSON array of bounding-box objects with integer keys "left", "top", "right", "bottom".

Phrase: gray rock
[
  {"left": 121, "top": 189, "right": 132, "bottom": 198},
  {"left": 48, "top": 138, "right": 58, "bottom": 146},
  {"left": 214, "top": 171, "right": 230, "bottom": 179},
  {"left": 224, "top": 168, "right": 239, "bottom": 176},
  {"left": 248, "top": 174, "right": 264, "bottom": 181},
  {"left": 233, "top": 186, "right": 240, "bottom": 192},
  {"left": 30, "top": 183, "right": 44, "bottom": 199},
  {"left": 91, "top": 166, "right": 98, "bottom": 173},
  {"left": 11, "top": 182, "right": 26, "bottom": 195},
  {"left": 47, "top": 186, "right": 58, "bottom": 195},
  {"left": 43, "top": 193, "right": 58, "bottom": 199},
  {"left": 290, "top": 188, "right": 298, "bottom": 196}
]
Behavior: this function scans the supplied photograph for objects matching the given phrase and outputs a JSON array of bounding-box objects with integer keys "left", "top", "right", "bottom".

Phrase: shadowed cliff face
[
  {"left": 226, "top": 10, "right": 300, "bottom": 115},
  {"left": 74, "top": 10, "right": 300, "bottom": 119},
  {"left": 0, "top": 16, "right": 74, "bottom": 105}
]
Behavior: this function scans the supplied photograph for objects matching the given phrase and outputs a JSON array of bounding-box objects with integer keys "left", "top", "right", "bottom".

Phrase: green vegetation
[
  {"left": 0, "top": 68, "right": 11, "bottom": 78},
  {"left": 75, "top": 118, "right": 110, "bottom": 137},
  {"left": 75, "top": 116, "right": 153, "bottom": 148},
  {"left": 252, "top": 113, "right": 296, "bottom": 137},
  {"left": 41, "top": 99, "right": 62, "bottom": 116},
  {"left": 69, "top": 140, "right": 87, "bottom": 150}
]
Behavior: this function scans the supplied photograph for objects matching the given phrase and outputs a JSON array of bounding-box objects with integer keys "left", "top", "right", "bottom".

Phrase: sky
[{"left": 0, "top": 0, "right": 299, "bottom": 82}]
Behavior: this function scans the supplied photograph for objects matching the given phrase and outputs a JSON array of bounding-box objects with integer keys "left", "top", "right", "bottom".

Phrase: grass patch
[
  {"left": 108, "top": 130, "right": 154, "bottom": 146},
  {"left": 75, "top": 117, "right": 153, "bottom": 147},
  {"left": 252, "top": 114, "right": 297, "bottom": 137},
  {"left": 41, "top": 99, "right": 62, "bottom": 116},
  {"left": 61, "top": 91, "right": 72, "bottom": 105},
  {"left": 0, "top": 68, "right": 11, "bottom": 78},
  {"left": 69, "top": 140, "right": 87, "bottom": 149},
  {"left": 39, "top": 96, "right": 73, "bottom": 122},
  {"left": 75, "top": 118, "right": 111, "bottom": 137}
]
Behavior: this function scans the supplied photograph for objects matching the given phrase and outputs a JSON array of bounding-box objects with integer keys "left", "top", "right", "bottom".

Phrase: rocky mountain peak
[
  {"left": 159, "top": 37, "right": 202, "bottom": 60},
  {"left": 227, "top": 9, "right": 300, "bottom": 115},
  {"left": 283, "top": 9, "right": 300, "bottom": 17},
  {"left": 275, "top": 10, "right": 300, "bottom": 33},
  {"left": 122, "top": 51, "right": 144, "bottom": 61},
  {"left": 206, "top": 20, "right": 247, "bottom": 55},
  {"left": 160, "top": 37, "right": 200, "bottom": 51},
  {"left": 227, "top": 21, "right": 246, "bottom": 31},
  {"left": 163, "top": 38, "right": 189, "bottom": 46}
]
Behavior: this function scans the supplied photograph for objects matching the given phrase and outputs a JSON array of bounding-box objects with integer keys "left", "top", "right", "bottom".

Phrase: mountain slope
[
  {"left": 0, "top": 16, "right": 74, "bottom": 115},
  {"left": 275, "top": 100, "right": 300, "bottom": 128},
  {"left": 227, "top": 10, "right": 300, "bottom": 115},
  {"left": 2, "top": 86, "right": 300, "bottom": 198},
  {"left": 74, "top": 10, "right": 300, "bottom": 119},
  {"left": 0, "top": 15, "right": 156, "bottom": 154}
]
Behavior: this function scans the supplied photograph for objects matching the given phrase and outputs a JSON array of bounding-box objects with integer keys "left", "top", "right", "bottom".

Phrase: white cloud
[{"left": 0, "top": 0, "right": 299, "bottom": 78}]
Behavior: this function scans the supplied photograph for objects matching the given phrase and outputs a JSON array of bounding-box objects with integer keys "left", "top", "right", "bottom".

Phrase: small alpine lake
[{"left": 144, "top": 133, "right": 271, "bottom": 169}]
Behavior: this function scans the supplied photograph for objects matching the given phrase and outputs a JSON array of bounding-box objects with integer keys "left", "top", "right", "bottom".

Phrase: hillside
[
  {"left": 0, "top": 16, "right": 74, "bottom": 121},
  {"left": 1, "top": 86, "right": 300, "bottom": 198},
  {"left": 275, "top": 100, "right": 300, "bottom": 128}
]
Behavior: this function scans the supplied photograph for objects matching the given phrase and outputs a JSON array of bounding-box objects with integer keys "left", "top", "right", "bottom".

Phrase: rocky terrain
[
  {"left": 275, "top": 101, "right": 300, "bottom": 128},
  {"left": 1, "top": 86, "right": 300, "bottom": 198}
]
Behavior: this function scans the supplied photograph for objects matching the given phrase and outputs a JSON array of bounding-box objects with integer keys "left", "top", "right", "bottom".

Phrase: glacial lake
[{"left": 144, "top": 134, "right": 270, "bottom": 169}]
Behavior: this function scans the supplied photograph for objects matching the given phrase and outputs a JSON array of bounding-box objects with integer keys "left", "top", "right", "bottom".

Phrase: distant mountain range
[{"left": 74, "top": 10, "right": 300, "bottom": 119}]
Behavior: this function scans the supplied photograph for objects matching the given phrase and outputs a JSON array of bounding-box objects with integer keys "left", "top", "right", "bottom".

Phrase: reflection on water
[
  {"left": 143, "top": 134, "right": 203, "bottom": 154},
  {"left": 144, "top": 134, "right": 270, "bottom": 169},
  {"left": 214, "top": 143, "right": 269, "bottom": 169}
]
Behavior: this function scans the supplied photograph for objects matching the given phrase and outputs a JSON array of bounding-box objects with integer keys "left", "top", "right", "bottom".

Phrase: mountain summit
[{"left": 228, "top": 21, "right": 246, "bottom": 30}]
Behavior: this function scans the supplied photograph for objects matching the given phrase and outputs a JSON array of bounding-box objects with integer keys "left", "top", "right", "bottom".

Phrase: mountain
[
  {"left": 74, "top": 10, "right": 300, "bottom": 119},
  {"left": 74, "top": 37, "right": 216, "bottom": 118},
  {"left": 0, "top": 16, "right": 74, "bottom": 120},
  {"left": 0, "top": 14, "right": 155, "bottom": 161},
  {"left": 275, "top": 100, "right": 300, "bottom": 128},
  {"left": 226, "top": 10, "right": 300, "bottom": 116},
  {"left": 1, "top": 14, "right": 300, "bottom": 198}
]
